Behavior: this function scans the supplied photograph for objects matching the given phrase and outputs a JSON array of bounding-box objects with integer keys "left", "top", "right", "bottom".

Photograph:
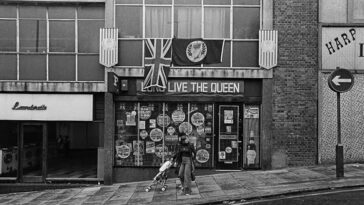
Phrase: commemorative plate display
[
  {"left": 179, "top": 122, "right": 193, "bottom": 135},
  {"left": 157, "top": 114, "right": 171, "bottom": 127},
  {"left": 150, "top": 128, "right": 163, "bottom": 142},
  {"left": 140, "top": 106, "right": 152, "bottom": 120},
  {"left": 116, "top": 145, "right": 131, "bottom": 159},
  {"left": 140, "top": 130, "right": 148, "bottom": 139},
  {"left": 196, "top": 149, "right": 209, "bottom": 163},
  {"left": 191, "top": 112, "right": 205, "bottom": 127},
  {"left": 171, "top": 110, "right": 185, "bottom": 123}
]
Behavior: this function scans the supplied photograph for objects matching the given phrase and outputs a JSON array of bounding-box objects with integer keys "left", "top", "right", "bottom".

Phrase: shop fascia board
[
  {"left": 2, "top": 0, "right": 105, "bottom": 3},
  {"left": 0, "top": 81, "right": 106, "bottom": 92}
]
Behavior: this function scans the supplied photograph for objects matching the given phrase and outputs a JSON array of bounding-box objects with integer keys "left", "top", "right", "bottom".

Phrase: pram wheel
[
  {"left": 161, "top": 186, "right": 167, "bottom": 191},
  {"left": 145, "top": 187, "right": 151, "bottom": 192}
]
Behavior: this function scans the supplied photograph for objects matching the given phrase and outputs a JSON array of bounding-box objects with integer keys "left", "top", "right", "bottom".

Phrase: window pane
[
  {"left": 0, "top": 54, "right": 17, "bottom": 80},
  {"left": 145, "top": 7, "right": 171, "bottom": 38},
  {"left": 115, "top": 102, "right": 139, "bottom": 166},
  {"left": 78, "top": 20, "right": 104, "bottom": 53},
  {"left": 48, "top": 6, "right": 75, "bottom": 19},
  {"left": 116, "top": 0, "right": 142, "bottom": 4},
  {"left": 204, "top": 0, "right": 230, "bottom": 5},
  {"left": 0, "top": 5, "right": 17, "bottom": 18},
  {"left": 174, "top": 7, "right": 201, "bottom": 38},
  {"left": 116, "top": 6, "right": 142, "bottom": 38},
  {"left": 204, "top": 8, "right": 230, "bottom": 38},
  {"left": 19, "top": 55, "right": 46, "bottom": 80},
  {"left": 233, "top": 7, "right": 260, "bottom": 39},
  {"left": 232, "top": 41, "right": 258, "bottom": 67},
  {"left": 49, "top": 55, "right": 75, "bottom": 81},
  {"left": 78, "top": 5, "right": 105, "bottom": 19},
  {"left": 19, "top": 6, "right": 46, "bottom": 18},
  {"left": 117, "top": 40, "right": 143, "bottom": 66},
  {"left": 0, "top": 20, "right": 16, "bottom": 51},
  {"left": 204, "top": 41, "right": 230, "bottom": 67},
  {"left": 175, "top": 0, "right": 201, "bottom": 4},
  {"left": 146, "top": 0, "right": 172, "bottom": 4},
  {"left": 50, "top": 21, "right": 75, "bottom": 52},
  {"left": 78, "top": 55, "right": 104, "bottom": 81},
  {"left": 234, "top": 0, "right": 260, "bottom": 5},
  {"left": 19, "top": 20, "right": 47, "bottom": 52}
]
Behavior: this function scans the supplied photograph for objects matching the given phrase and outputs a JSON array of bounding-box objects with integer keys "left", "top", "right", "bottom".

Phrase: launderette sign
[
  {"left": 138, "top": 80, "right": 244, "bottom": 94},
  {"left": 322, "top": 27, "right": 364, "bottom": 70},
  {"left": 0, "top": 94, "right": 93, "bottom": 121}
]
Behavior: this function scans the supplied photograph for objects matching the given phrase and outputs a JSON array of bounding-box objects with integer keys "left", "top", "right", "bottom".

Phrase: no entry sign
[{"left": 328, "top": 68, "right": 354, "bottom": 93}]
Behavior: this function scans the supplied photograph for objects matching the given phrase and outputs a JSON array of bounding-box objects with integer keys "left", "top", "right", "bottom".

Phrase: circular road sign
[{"left": 328, "top": 68, "right": 354, "bottom": 93}]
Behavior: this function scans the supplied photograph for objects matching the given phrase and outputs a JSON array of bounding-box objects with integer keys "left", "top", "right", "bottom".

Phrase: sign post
[{"left": 328, "top": 67, "right": 354, "bottom": 178}]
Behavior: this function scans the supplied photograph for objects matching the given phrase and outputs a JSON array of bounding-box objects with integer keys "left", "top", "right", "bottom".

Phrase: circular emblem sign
[
  {"left": 140, "top": 130, "right": 148, "bottom": 139},
  {"left": 186, "top": 40, "right": 207, "bottom": 63},
  {"left": 328, "top": 68, "right": 354, "bottom": 93},
  {"left": 225, "top": 147, "right": 232, "bottom": 154},
  {"left": 179, "top": 122, "right": 193, "bottom": 135},
  {"left": 150, "top": 128, "right": 163, "bottom": 142},
  {"left": 157, "top": 114, "right": 171, "bottom": 127},
  {"left": 117, "top": 145, "right": 131, "bottom": 159},
  {"left": 196, "top": 149, "right": 209, "bottom": 163},
  {"left": 140, "top": 106, "right": 152, "bottom": 120},
  {"left": 172, "top": 110, "right": 185, "bottom": 124},
  {"left": 191, "top": 112, "right": 205, "bottom": 127},
  {"left": 167, "top": 126, "right": 175, "bottom": 135}
]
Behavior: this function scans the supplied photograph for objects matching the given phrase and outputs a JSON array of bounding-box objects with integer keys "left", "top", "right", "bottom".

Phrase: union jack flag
[{"left": 143, "top": 39, "right": 172, "bottom": 90}]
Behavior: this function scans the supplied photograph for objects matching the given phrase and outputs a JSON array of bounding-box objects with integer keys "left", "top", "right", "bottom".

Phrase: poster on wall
[
  {"left": 224, "top": 110, "right": 234, "bottom": 124},
  {"left": 146, "top": 141, "right": 155, "bottom": 153},
  {"left": 126, "top": 111, "right": 137, "bottom": 126}
]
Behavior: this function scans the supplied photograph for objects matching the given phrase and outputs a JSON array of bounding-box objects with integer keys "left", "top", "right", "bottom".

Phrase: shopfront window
[{"left": 115, "top": 102, "right": 214, "bottom": 168}]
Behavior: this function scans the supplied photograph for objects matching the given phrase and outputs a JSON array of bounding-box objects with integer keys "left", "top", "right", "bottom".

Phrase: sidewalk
[{"left": 1, "top": 163, "right": 364, "bottom": 205}]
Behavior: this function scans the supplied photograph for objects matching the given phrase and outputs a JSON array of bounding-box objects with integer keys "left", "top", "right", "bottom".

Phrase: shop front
[
  {"left": 113, "top": 78, "right": 262, "bottom": 182},
  {"left": 0, "top": 93, "right": 103, "bottom": 183}
]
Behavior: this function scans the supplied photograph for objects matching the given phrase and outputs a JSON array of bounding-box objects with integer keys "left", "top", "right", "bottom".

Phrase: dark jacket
[{"left": 173, "top": 142, "right": 196, "bottom": 164}]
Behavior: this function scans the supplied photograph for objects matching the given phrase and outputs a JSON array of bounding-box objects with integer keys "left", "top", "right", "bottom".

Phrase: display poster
[
  {"left": 126, "top": 111, "right": 137, "bottom": 126},
  {"left": 149, "top": 119, "right": 156, "bottom": 128},
  {"left": 139, "top": 121, "right": 145, "bottom": 129},
  {"left": 133, "top": 141, "right": 144, "bottom": 155},
  {"left": 224, "top": 110, "right": 234, "bottom": 124},
  {"left": 146, "top": 141, "right": 155, "bottom": 153},
  {"left": 219, "top": 151, "right": 226, "bottom": 160}
]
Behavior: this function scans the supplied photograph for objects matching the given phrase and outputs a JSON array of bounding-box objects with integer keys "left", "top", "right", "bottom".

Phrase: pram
[{"left": 145, "top": 159, "right": 175, "bottom": 192}]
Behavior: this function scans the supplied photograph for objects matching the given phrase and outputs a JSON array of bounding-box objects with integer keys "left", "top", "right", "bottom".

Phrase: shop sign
[
  {"left": 0, "top": 94, "right": 93, "bottom": 121},
  {"left": 139, "top": 80, "right": 244, "bottom": 94},
  {"left": 322, "top": 27, "right": 364, "bottom": 70}
]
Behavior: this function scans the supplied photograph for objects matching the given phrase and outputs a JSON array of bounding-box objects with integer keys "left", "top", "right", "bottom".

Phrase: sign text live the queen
[{"left": 140, "top": 80, "right": 244, "bottom": 94}]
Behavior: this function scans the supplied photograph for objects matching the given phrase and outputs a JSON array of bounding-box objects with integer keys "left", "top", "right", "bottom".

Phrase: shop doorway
[
  {"left": 19, "top": 123, "right": 47, "bottom": 183},
  {"left": 215, "top": 104, "right": 261, "bottom": 170},
  {"left": 215, "top": 105, "right": 243, "bottom": 169}
]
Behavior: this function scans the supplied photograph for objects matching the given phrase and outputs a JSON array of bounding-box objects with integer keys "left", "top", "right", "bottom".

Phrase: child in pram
[{"left": 145, "top": 158, "right": 175, "bottom": 192}]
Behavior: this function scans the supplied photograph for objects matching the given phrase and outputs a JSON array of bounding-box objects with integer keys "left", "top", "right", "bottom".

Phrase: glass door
[
  {"left": 216, "top": 105, "right": 242, "bottom": 169},
  {"left": 20, "top": 123, "right": 46, "bottom": 182}
]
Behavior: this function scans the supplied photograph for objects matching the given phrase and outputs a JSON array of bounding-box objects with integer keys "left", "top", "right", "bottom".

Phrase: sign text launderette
[{"left": 139, "top": 80, "right": 244, "bottom": 94}]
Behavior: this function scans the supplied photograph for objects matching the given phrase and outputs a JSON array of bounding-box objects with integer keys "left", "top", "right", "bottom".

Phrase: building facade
[
  {"left": 319, "top": 0, "right": 364, "bottom": 164},
  {"left": 0, "top": 0, "right": 320, "bottom": 185}
]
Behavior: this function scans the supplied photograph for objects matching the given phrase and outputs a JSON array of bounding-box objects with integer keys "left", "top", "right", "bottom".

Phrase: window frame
[{"left": 114, "top": 1, "right": 262, "bottom": 69}]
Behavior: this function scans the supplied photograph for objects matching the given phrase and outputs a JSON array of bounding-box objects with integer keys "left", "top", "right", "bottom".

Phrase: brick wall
[{"left": 272, "top": 0, "right": 318, "bottom": 167}]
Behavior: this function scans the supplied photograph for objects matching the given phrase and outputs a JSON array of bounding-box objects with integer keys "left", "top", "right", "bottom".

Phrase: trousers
[{"left": 178, "top": 156, "right": 193, "bottom": 193}]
